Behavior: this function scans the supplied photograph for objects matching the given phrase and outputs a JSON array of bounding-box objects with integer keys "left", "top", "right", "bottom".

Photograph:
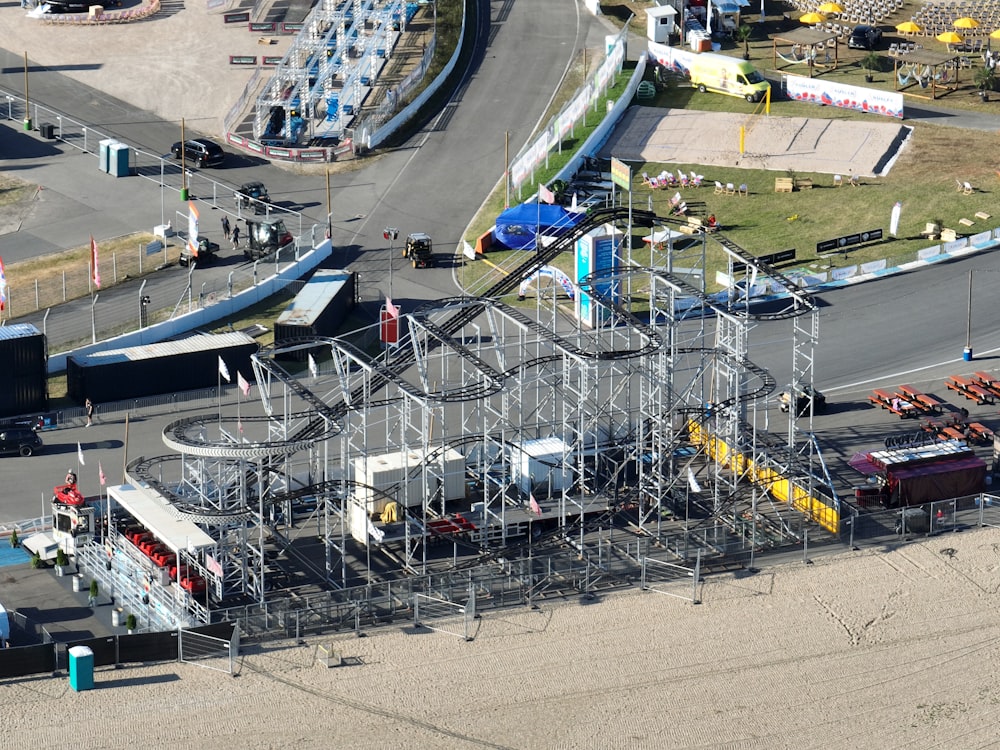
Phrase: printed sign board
[
  {"left": 817, "top": 229, "right": 883, "bottom": 254},
  {"left": 610, "top": 157, "right": 631, "bottom": 192}
]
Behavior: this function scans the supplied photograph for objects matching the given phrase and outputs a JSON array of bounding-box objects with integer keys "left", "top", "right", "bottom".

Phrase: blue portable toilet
[
  {"left": 68, "top": 645, "right": 95, "bottom": 691},
  {"left": 109, "top": 142, "right": 130, "bottom": 178}
]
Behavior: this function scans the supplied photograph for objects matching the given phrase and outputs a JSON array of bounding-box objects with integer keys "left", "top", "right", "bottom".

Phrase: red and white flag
[
  {"left": 0, "top": 255, "right": 7, "bottom": 311},
  {"left": 90, "top": 235, "right": 101, "bottom": 289},
  {"left": 237, "top": 370, "right": 251, "bottom": 397},
  {"left": 538, "top": 183, "right": 555, "bottom": 205},
  {"left": 529, "top": 493, "right": 542, "bottom": 516},
  {"left": 99, "top": 462, "right": 107, "bottom": 486},
  {"left": 386, "top": 296, "right": 400, "bottom": 319},
  {"left": 218, "top": 355, "right": 231, "bottom": 382}
]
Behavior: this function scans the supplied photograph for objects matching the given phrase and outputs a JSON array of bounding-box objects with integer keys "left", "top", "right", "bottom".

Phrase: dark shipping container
[
  {"left": 0, "top": 324, "right": 48, "bottom": 418},
  {"left": 274, "top": 269, "right": 356, "bottom": 361},
  {"left": 66, "top": 332, "right": 259, "bottom": 403}
]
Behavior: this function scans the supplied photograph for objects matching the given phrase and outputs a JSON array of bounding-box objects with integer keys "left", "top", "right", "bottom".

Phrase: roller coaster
[{"left": 106, "top": 206, "right": 830, "bottom": 628}]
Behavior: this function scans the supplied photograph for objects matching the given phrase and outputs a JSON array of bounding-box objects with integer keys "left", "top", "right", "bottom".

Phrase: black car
[
  {"left": 0, "top": 426, "right": 43, "bottom": 457},
  {"left": 43, "top": 0, "right": 90, "bottom": 12},
  {"left": 848, "top": 25, "right": 883, "bottom": 50},
  {"left": 170, "top": 138, "right": 226, "bottom": 168}
]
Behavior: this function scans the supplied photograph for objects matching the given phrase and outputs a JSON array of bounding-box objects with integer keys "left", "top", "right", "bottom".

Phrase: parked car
[
  {"left": 848, "top": 25, "right": 883, "bottom": 50},
  {"left": 235, "top": 181, "right": 271, "bottom": 214},
  {"left": 170, "top": 138, "right": 225, "bottom": 168},
  {"left": 43, "top": 0, "right": 93, "bottom": 12},
  {"left": 0, "top": 426, "right": 43, "bottom": 457}
]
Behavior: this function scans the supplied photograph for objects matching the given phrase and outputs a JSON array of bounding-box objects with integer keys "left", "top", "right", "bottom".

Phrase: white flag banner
[
  {"left": 77, "top": 442, "right": 86, "bottom": 466},
  {"left": 367, "top": 519, "right": 385, "bottom": 544},
  {"left": 308, "top": 353, "right": 319, "bottom": 379},
  {"left": 687, "top": 467, "right": 702, "bottom": 493},
  {"left": 218, "top": 355, "right": 231, "bottom": 382},
  {"left": 889, "top": 201, "right": 902, "bottom": 238}
]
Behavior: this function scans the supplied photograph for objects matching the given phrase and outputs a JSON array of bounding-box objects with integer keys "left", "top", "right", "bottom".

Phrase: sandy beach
[{"left": 3, "top": 527, "right": 999, "bottom": 749}]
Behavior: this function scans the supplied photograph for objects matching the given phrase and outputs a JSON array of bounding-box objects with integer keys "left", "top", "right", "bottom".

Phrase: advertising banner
[{"left": 785, "top": 75, "right": 903, "bottom": 119}]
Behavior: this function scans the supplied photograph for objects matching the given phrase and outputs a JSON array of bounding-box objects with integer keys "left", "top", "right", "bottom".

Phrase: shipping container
[
  {"left": 0, "top": 324, "right": 48, "bottom": 418},
  {"left": 352, "top": 447, "right": 466, "bottom": 512},
  {"left": 274, "top": 269, "right": 356, "bottom": 360},
  {"left": 66, "top": 332, "right": 259, "bottom": 403},
  {"left": 511, "top": 437, "right": 574, "bottom": 497}
]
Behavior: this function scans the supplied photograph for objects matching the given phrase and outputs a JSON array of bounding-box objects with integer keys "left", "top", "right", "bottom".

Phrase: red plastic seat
[{"left": 150, "top": 547, "right": 176, "bottom": 568}]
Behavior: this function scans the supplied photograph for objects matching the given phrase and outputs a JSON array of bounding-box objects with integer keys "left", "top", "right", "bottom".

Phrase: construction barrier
[{"left": 688, "top": 420, "right": 840, "bottom": 533}]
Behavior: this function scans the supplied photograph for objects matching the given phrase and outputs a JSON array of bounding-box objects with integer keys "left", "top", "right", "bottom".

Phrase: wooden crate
[{"left": 774, "top": 177, "right": 794, "bottom": 193}]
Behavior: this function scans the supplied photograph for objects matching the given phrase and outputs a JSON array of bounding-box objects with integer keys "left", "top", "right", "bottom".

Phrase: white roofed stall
[{"left": 108, "top": 483, "right": 215, "bottom": 553}]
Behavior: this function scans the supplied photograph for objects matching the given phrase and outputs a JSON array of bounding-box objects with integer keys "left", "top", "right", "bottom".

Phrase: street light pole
[
  {"left": 384, "top": 227, "right": 398, "bottom": 299},
  {"left": 325, "top": 168, "right": 332, "bottom": 241},
  {"left": 964, "top": 268, "right": 973, "bottom": 361}
]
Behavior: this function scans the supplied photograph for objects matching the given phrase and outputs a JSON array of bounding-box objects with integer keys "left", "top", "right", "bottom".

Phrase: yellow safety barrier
[{"left": 688, "top": 420, "right": 839, "bottom": 533}]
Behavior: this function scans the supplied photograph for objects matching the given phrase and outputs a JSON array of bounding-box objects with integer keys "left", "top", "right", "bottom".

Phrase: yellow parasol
[
  {"left": 936, "top": 30, "right": 964, "bottom": 45},
  {"left": 895, "top": 21, "right": 922, "bottom": 34},
  {"left": 817, "top": 2, "right": 844, "bottom": 13},
  {"left": 991, "top": 28, "right": 1000, "bottom": 40},
  {"left": 799, "top": 11, "right": 826, "bottom": 24},
  {"left": 952, "top": 17, "right": 980, "bottom": 30}
]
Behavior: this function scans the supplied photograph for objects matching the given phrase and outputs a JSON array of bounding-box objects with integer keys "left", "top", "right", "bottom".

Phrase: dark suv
[
  {"left": 170, "top": 138, "right": 226, "bottom": 168},
  {"left": 0, "top": 426, "right": 43, "bottom": 457},
  {"left": 848, "top": 25, "right": 883, "bottom": 50},
  {"left": 235, "top": 181, "right": 270, "bottom": 214}
]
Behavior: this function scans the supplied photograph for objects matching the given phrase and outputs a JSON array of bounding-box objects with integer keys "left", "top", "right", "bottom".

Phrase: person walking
[
  {"left": 85, "top": 398, "right": 94, "bottom": 427},
  {"left": 221, "top": 215, "right": 231, "bottom": 241},
  {"left": 232, "top": 225, "right": 241, "bottom": 250}
]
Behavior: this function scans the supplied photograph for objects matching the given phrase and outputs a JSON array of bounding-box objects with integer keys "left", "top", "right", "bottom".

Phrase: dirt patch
[{"left": 597, "top": 106, "right": 910, "bottom": 177}]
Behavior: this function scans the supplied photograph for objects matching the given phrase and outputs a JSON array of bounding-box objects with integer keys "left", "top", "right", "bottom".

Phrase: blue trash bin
[{"left": 68, "top": 645, "right": 95, "bottom": 691}]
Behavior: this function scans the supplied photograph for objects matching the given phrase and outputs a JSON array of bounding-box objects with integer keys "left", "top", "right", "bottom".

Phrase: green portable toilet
[{"left": 68, "top": 645, "right": 95, "bottom": 691}]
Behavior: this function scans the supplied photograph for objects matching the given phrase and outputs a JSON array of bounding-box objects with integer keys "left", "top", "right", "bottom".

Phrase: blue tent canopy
[{"left": 494, "top": 203, "right": 584, "bottom": 251}]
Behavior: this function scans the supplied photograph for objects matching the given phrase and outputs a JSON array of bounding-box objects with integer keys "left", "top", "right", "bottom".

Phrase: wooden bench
[
  {"left": 794, "top": 178, "right": 813, "bottom": 190},
  {"left": 967, "top": 422, "right": 994, "bottom": 442},
  {"left": 897, "top": 385, "right": 943, "bottom": 414},
  {"left": 973, "top": 371, "right": 999, "bottom": 387},
  {"left": 973, "top": 371, "right": 1000, "bottom": 398},
  {"left": 871, "top": 388, "right": 917, "bottom": 417},
  {"left": 774, "top": 177, "right": 794, "bottom": 193},
  {"left": 869, "top": 388, "right": 894, "bottom": 408},
  {"left": 939, "top": 426, "right": 967, "bottom": 441},
  {"left": 959, "top": 218, "right": 975, "bottom": 227},
  {"left": 975, "top": 211, "right": 991, "bottom": 220},
  {"left": 941, "top": 228, "right": 959, "bottom": 242},
  {"left": 947, "top": 375, "right": 995, "bottom": 404}
]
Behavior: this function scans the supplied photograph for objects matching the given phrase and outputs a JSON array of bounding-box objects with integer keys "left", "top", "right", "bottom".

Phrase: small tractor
[
  {"left": 403, "top": 232, "right": 434, "bottom": 268},
  {"left": 179, "top": 237, "right": 220, "bottom": 267}
]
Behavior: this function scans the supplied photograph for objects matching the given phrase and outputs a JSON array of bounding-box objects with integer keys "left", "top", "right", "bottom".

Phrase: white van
[{"left": 687, "top": 53, "right": 770, "bottom": 102}]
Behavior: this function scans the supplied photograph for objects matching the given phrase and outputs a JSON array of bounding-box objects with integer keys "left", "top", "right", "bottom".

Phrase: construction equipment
[
  {"left": 403, "top": 232, "right": 434, "bottom": 268},
  {"left": 244, "top": 217, "right": 293, "bottom": 260}
]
